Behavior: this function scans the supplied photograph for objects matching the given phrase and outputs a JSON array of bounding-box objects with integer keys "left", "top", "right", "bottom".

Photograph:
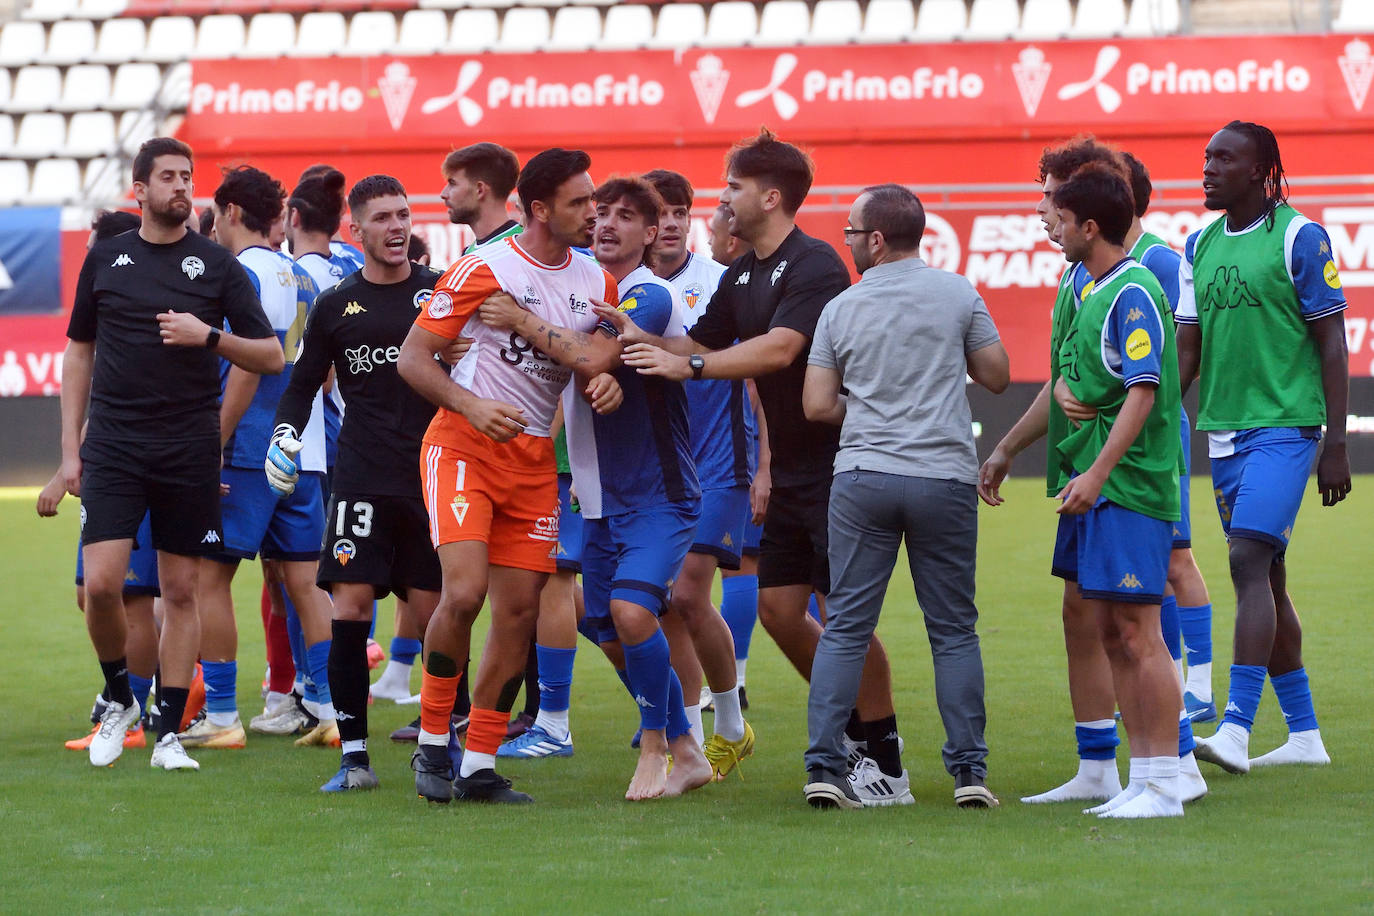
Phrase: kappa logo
[
  {"left": 1058, "top": 45, "right": 1123, "bottom": 113},
  {"left": 1012, "top": 46, "right": 1053, "bottom": 116},
  {"left": 1125, "top": 306, "right": 1145, "bottom": 322},
  {"left": 333, "top": 538, "right": 356, "bottom": 566},
  {"left": 376, "top": 60, "right": 417, "bottom": 131},
  {"left": 735, "top": 271, "right": 751, "bottom": 286},
  {"left": 343, "top": 301, "right": 366, "bottom": 316},
  {"left": 111, "top": 253, "right": 134, "bottom": 267},
  {"left": 1224, "top": 701, "right": 1242, "bottom": 715},
  {"left": 690, "top": 53, "right": 730, "bottom": 124},
  {"left": 125, "top": 569, "right": 140, "bottom": 583},
  {"left": 181, "top": 256, "right": 205, "bottom": 280},
  {"left": 634, "top": 694, "right": 655, "bottom": 709},
  {"left": 771, "top": 260, "right": 788, "bottom": 286},
  {"left": 1117, "top": 572, "right": 1142, "bottom": 589},
  {"left": 1201, "top": 266, "right": 1261, "bottom": 311},
  {"left": 413, "top": 288, "right": 433, "bottom": 310},
  {"left": 421, "top": 60, "right": 484, "bottom": 126},
  {"left": 722, "top": 532, "right": 734, "bottom": 547},
  {"left": 735, "top": 53, "right": 799, "bottom": 120},
  {"left": 1338, "top": 38, "right": 1374, "bottom": 111},
  {"left": 201, "top": 529, "right": 221, "bottom": 544},
  {"left": 450, "top": 494, "right": 469, "bottom": 525}
]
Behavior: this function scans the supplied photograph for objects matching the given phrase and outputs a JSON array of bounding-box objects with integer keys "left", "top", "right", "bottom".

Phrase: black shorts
[
  {"left": 319, "top": 493, "right": 442, "bottom": 600},
  {"left": 758, "top": 476, "right": 832, "bottom": 594},
  {"left": 79, "top": 434, "right": 223, "bottom": 557}
]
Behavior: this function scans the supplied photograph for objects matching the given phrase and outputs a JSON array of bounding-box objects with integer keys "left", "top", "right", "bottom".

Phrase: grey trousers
[{"left": 804, "top": 470, "right": 989, "bottom": 778}]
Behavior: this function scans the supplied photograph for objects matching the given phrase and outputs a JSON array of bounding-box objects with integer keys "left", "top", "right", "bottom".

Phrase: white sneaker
[
  {"left": 89, "top": 699, "right": 141, "bottom": 767},
  {"left": 251, "top": 697, "right": 308, "bottom": 736},
  {"left": 150, "top": 733, "right": 200, "bottom": 771},
  {"left": 1193, "top": 723, "right": 1250, "bottom": 774},
  {"left": 370, "top": 663, "right": 414, "bottom": 702},
  {"left": 1250, "top": 729, "right": 1331, "bottom": 767},
  {"left": 249, "top": 694, "right": 296, "bottom": 733},
  {"left": 847, "top": 757, "right": 914, "bottom": 807}
]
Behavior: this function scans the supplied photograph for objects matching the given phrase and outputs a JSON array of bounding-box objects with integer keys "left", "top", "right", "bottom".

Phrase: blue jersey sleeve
[
  {"left": 1288, "top": 221, "right": 1347, "bottom": 320},
  {"left": 1175, "top": 231, "right": 1201, "bottom": 323},
  {"left": 1139, "top": 245, "right": 1181, "bottom": 311},
  {"left": 1108, "top": 284, "right": 1164, "bottom": 388},
  {"left": 617, "top": 283, "right": 674, "bottom": 337},
  {"left": 1071, "top": 262, "right": 1092, "bottom": 300}
]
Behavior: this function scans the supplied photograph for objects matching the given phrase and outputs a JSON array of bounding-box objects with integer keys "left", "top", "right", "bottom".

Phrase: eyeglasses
[{"left": 841, "top": 227, "right": 876, "bottom": 238}]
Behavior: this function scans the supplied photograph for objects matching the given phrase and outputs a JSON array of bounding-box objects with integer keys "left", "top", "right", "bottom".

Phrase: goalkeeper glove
[{"left": 265, "top": 424, "right": 303, "bottom": 497}]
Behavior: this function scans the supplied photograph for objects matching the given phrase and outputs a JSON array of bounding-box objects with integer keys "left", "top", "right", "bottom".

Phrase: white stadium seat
[
  {"left": 143, "top": 16, "right": 195, "bottom": 64},
  {"left": 0, "top": 21, "right": 48, "bottom": 67},
  {"left": 75, "top": 0, "right": 129, "bottom": 19},
  {"left": 418, "top": 0, "right": 474, "bottom": 9},
  {"left": 756, "top": 0, "right": 809, "bottom": 46},
  {"left": 194, "top": 14, "right": 246, "bottom": 59},
  {"left": 648, "top": 3, "right": 706, "bottom": 49},
  {"left": 966, "top": 0, "right": 1020, "bottom": 39},
  {"left": 158, "top": 61, "right": 191, "bottom": 108},
  {"left": 1017, "top": 0, "right": 1073, "bottom": 38},
  {"left": 26, "top": 157, "right": 82, "bottom": 204},
  {"left": 0, "top": 160, "right": 29, "bottom": 206},
  {"left": 496, "top": 7, "right": 551, "bottom": 52},
  {"left": 23, "top": 0, "right": 78, "bottom": 22},
  {"left": 548, "top": 6, "right": 601, "bottom": 50},
  {"left": 1336, "top": 0, "right": 1374, "bottom": 30},
  {"left": 42, "top": 19, "right": 97, "bottom": 66},
  {"left": 346, "top": 11, "right": 398, "bottom": 55},
  {"left": 291, "top": 12, "right": 346, "bottom": 57},
  {"left": 13, "top": 112, "right": 68, "bottom": 157},
  {"left": 1123, "top": 0, "right": 1180, "bottom": 35},
  {"left": 55, "top": 63, "right": 112, "bottom": 112},
  {"left": 65, "top": 109, "right": 118, "bottom": 157},
  {"left": 861, "top": 0, "right": 915, "bottom": 43},
  {"left": 91, "top": 18, "right": 147, "bottom": 64},
  {"left": 446, "top": 9, "right": 499, "bottom": 51},
  {"left": 0, "top": 114, "right": 13, "bottom": 149},
  {"left": 465, "top": 0, "right": 517, "bottom": 7},
  {"left": 242, "top": 13, "right": 297, "bottom": 59},
  {"left": 806, "top": 0, "right": 862, "bottom": 45},
  {"left": 0, "top": 69, "right": 10, "bottom": 110},
  {"left": 8, "top": 66, "right": 63, "bottom": 113},
  {"left": 1071, "top": 0, "right": 1126, "bottom": 36},
  {"left": 701, "top": 1, "right": 756, "bottom": 47},
  {"left": 599, "top": 3, "right": 652, "bottom": 49},
  {"left": 395, "top": 10, "right": 448, "bottom": 54},
  {"left": 912, "top": 0, "right": 965, "bottom": 40},
  {"left": 109, "top": 62, "right": 161, "bottom": 110},
  {"left": 117, "top": 108, "right": 156, "bottom": 153},
  {"left": 84, "top": 157, "right": 124, "bottom": 201}
]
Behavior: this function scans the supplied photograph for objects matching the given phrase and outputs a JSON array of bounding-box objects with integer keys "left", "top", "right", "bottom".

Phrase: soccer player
[
  {"left": 186, "top": 165, "right": 338, "bottom": 751},
  {"left": 61, "top": 137, "right": 283, "bottom": 770},
  {"left": 397, "top": 148, "right": 621, "bottom": 804},
  {"left": 641, "top": 168, "right": 752, "bottom": 766},
  {"left": 1180, "top": 121, "right": 1347, "bottom": 772},
  {"left": 441, "top": 142, "right": 523, "bottom": 249},
  {"left": 300, "top": 163, "right": 365, "bottom": 270},
  {"left": 605, "top": 130, "right": 903, "bottom": 778},
  {"left": 1050, "top": 161, "right": 1187, "bottom": 818},
  {"left": 268, "top": 174, "right": 445, "bottom": 792}
]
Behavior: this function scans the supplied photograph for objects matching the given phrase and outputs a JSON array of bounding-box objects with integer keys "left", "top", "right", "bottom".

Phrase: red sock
[
  {"left": 260, "top": 583, "right": 272, "bottom": 631},
  {"left": 420, "top": 669, "right": 459, "bottom": 736},
  {"left": 266, "top": 612, "right": 294, "bottom": 694},
  {"left": 465, "top": 707, "right": 508, "bottom": 756}
]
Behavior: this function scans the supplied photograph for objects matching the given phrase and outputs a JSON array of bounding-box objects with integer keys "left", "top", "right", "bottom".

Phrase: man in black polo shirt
[
  {"left": 61, "top": 137, "right": 284, "bottom": 771},
  {"left": 601, "top": 130, "right": 900, "bottom": 785}
]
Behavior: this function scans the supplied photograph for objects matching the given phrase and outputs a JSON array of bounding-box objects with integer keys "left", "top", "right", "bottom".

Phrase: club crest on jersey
[
  {"left": 450, "top": 495, "right": 470, "bottom": 525},
  {"left": 771, "top": 261, "right": 788, "bottom": 285},
  {"left": 428, "top": 290, "right": 454, "bottom": 319},
  {"left": 568, "top": 293, "right": 589, "bottom": 314},
  {"left": 333, "top": 539, "right": 356, "bottom": 566},
  {"left": 181, "top": 256, "right": 205, "bottom": 280},
  {"left": 413, "top": 288, "right": 433, "bottom": 310},
  {"left": 683, "top": 283, "right": 707, "bottom": 311}
]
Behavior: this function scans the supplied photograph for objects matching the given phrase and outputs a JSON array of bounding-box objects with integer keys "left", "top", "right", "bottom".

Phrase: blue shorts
[
  {"left": 1210, "top": 427, "right": 1319, "bottom": 551},
  {"left": 554, "top": 474, "right": 582, "bottom": 573},
  {"left": 742, "top": 517, "right": 762, "bottom": 556},
  {"left": 1173, "top": 410, "right": 1192, "bottom": 549},
  {"left": 216, "top": 467, "right": 325, "bottom": 563},
  {"left": 578, "top": 501, "right": 699, "bottom": 646},
  {"left": 75, "top": 510, "right": 160, "bottom": 596},
  {"left": 1051, "top": 498, "right": 1171, "bottom": 605},
  {"left": 690, "top": 485, "right": 749, "bottom": 570}
]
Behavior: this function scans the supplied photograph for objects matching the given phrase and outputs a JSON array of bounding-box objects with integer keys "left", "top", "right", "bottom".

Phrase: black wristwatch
[
  {"left": 205, "top": 327, "right": 221, "bottom": 350},
  {"left": 689, "top": 354, "right": 705, "bottom": 380}
]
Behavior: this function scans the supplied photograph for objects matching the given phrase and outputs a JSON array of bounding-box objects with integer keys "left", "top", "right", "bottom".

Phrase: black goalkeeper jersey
[{"left": 274, "top": 266, "right": 443, "bottom": 498}]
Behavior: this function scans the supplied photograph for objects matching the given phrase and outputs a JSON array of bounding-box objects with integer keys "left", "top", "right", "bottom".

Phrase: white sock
[
  {"left": 735, "top": 658, "right": 748, "bottom": 683},
  {"left": 1185, "top": 662, "right": 1213, "bottom": 700},
  {"left": 265, "top": 690, "right": 289, "bottom": 709},
  {"left": 710, "top": 686, "right": 745, "bottom": 742},
  {"left": 460, "top": 749, "right": 494, "bottom": 778},
  {"left": 380, "top": 660, "right": 412, "bottom": 684},
  {"left": 342, "top": 738, "right": 366, "bottom": 756},
  {"left": 1149, "top": 754, "right": 1180, "bottom": 782},
  {"left": 417, "top": 728, "right": 448, "bottom": 747},
  {"left": 207, "top": 711, "right": 237, "bottom": 727},
  {"left": 1078, "top": 756, "right": 1118, "bottom": 784},
  {"left": 684, "top": 704, "right": 705, "bottom": 746},
  {"left": 1175, "top": 657, "right": 1186, "bottom": 687},
  {"left": 533, "top": 707, "right": 569, "bottom": 740},
  {"left": 316, "top": 702, "right": 336, "bottom": 722},
  {"left": 302, "top": 698, "right": 321, "bottom": 719},
  {"left": 1084, "top": 758, "right": 1147, "bottom": 814}
]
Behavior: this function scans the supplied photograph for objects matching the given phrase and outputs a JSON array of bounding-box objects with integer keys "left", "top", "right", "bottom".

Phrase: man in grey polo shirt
[{"left": 800, "top": 184, "right": 1009, "bottom": 810}]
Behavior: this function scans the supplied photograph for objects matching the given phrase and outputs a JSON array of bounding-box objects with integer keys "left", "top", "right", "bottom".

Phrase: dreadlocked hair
[{"left": 1223, "top": 120, "right": 1288, "bottom": 229}]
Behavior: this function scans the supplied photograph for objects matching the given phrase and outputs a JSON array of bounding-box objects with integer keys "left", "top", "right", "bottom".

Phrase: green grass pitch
[{"left": 1, "top": 478, "right": 1371, "bottom": 914}]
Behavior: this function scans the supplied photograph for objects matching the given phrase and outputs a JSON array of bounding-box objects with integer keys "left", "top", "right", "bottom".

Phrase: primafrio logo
[
  {"left": 735, "top": 53, "right": 800, "bottom": 121},
  {"left": 1338, "top": 38, "right": 1374, "bottom": 111},
  {"left": 181, "top": 256, "right": 205, "bottom": 280},
  {"left": 1057, "top": 45, "right": 1123, "bottom": 113},
  {"left": 422, "top": 60, "right": 484, "bottom": 126}
]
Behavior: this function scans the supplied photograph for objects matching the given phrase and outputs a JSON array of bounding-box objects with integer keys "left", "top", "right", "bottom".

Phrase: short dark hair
[
  {"left": 1120, "top": 151, "right": 1152, "bottom": 218},
  {"left": 443, "top": 142, "right": 520, "bottom": 199},
  {"left": 290, "top": 167, "right": 346, "bottom": 236},
  {"left": 593, "top": 176, "right": 664, "bottom": 225},
  {"left": 299, "top": 163, "right": 341, "bottom": 184},
  {"left": 858, "top": 183, "right": 925, "bottom": 252},
  {"left": 197, "top": 206, "right": 215, "bottom": 236},
  {"left": 642, "top": 169, "right": 694, "bottom": 209},
  {"left": 347, "top": 174, "right": 408, "bottom": 216},
  {"left": 1038, "top": 135, "right": 1122, "bottom": 184},
  {"left": 132, "top": 137, "right": 193, "bottom": 184},
  {"left": 726, "top": 128, "right": 813, "bottom": 215},
  {"left": 1052, "top": 161, "right": 1134, "bottom": 247},
  {"left": 92, "top": 209, "right": 140, "bottom": 240},
  {"left": 517, "top": 148, "right": 592, "bottom": 219},
  {"left": 407, "top": 232, "right": 429, "bottom": 262},
  {"left": 214, "top": 165, "right": 286, "bottom": 236}
]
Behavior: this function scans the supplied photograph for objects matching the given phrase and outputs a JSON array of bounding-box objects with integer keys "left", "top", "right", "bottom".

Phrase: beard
[{"left": 147, "top": 197, "right": 191, "bottom": 229}]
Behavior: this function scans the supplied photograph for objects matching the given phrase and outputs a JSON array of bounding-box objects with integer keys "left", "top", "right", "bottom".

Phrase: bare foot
[
  {"left": 664, "top": 733, "right": 713, "bottom": 797},
  {"left": 626, "top": 730, "right": 669, "bottom": 801}
]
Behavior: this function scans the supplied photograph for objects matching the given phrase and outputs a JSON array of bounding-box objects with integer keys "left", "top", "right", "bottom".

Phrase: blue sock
[
  {"left": 1222, "top": 664, "right": 1266, "bottom": 731},
  {"left": 1270, "top": 667, "right": 1319, "bottom": 732},
  {"left": 615, "top": 667, "right": 633, "bottom": 697},
  {"left": 1179, "top": 603, "right": 1213, "bottom": 665},
  {"left": 129, "top": 673, "right": 153, "bottom": 714},
  {"left": 368, "top": 600, "right": 377, "bottom": 639},
  {"left": 1178, "top": 714, "right": 1196, "bottom": 757},
  {"left": 1075, "top": 721, "right": 1119, "bottom": 760},
  {"left": 306, "top": 640, "right": 333, "bottom": 707},
  {"left": 807, "top": 592, "right": 821, "bottom": 624},
  {"left": 1160, "top": 595, "right": 1182, "bottom": 661},
  {"left": 665, "top": 668, "right": 691, "bottom": 741},
  {"left": 390, "top": 637, "right": 422, "bottom": 666},
  {"left": 623, "top": 630, "right": 671, "bottom": 731},
  {"left": 721, "top": 575, "right": 758, "bottom": 660},
  {"left": 535, "top": 644, "right": 576, "bottom": 712},
  {"left": 202, "top": 660, "right": 237, "bottom": 715},
  {"left": 285, "top": 597, "right": 306, "bottom": 692}
]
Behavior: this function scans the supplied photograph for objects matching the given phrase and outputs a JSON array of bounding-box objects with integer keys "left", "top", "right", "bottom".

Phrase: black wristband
[{"left": 205, "top": 327, "right": 221, "bottom": 350}]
